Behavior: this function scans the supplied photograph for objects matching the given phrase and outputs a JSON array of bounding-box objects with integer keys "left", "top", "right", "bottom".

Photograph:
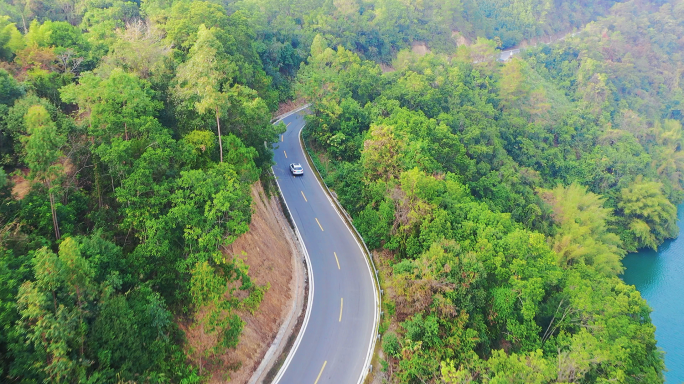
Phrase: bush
[{"left": 382, "top": 332, "right": 400, "bottom": 358}]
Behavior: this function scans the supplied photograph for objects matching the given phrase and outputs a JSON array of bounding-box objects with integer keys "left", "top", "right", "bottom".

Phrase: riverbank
[{"left": 623, "top": 204, "right": 684, "bottom": 383}]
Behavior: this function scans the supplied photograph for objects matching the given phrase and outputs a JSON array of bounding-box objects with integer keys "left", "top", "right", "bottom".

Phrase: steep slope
[{"left": 180, "top": 181, "right": 306, "bottom": 383}]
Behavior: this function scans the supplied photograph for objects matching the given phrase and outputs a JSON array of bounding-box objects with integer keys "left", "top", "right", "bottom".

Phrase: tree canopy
[
  {"left": 295, "top": 2, "right": 683, "bottom": 382},
  {"left": 0, "top": 0, "right": 680, "bottom": 382}
]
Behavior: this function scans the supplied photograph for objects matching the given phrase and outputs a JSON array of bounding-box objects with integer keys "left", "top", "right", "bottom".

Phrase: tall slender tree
[
  {"left": 22, "top": 104, "right": 65, "bottom": 240},
  {"left": 175, "top": 24, "right": 236, "bottom": 163}
]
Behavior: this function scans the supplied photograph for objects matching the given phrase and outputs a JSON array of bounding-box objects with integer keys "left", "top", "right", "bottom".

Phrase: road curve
[{"left": 271, "top": 110, "right": 378, "bottom": 384}]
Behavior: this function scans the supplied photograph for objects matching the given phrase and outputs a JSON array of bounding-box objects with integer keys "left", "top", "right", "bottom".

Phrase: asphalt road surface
[{"left": 272, "top": 110, "right": 377, "bottom": 384}]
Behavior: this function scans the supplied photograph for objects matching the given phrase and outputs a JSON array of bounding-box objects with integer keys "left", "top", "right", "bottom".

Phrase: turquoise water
[{"left": 622, "top": 205, "right": 684, "bottom": 384}]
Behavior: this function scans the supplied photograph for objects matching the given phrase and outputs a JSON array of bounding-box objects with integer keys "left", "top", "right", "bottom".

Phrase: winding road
[{"left": 271, "top": 110, "right": 378, "bottom": 384}]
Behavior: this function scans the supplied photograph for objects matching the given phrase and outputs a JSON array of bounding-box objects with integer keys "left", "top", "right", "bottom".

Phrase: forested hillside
[
  {"left": 0, "top": 0, "right": 679, "bottom": 382},
  {"left": 297, "top": 0, "right": 684, "bottom": 382},
  {"left": 0, "top": 0, "right": 286, "bottom": 381},
  {"left": 228, "top": 0, "right": 625, "bottom": 63}
]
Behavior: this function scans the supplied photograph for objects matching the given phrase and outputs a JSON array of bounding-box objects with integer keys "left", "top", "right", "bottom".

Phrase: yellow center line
[
  {"left": 281, "top": 134, "right": 284, "bottom": 142},
  {"left": 315, "top": 218, "right": 324, "bottom": 231},
  {"left": 339, "top": 298, "right": 343, "bottom": 322},
  {"left": 284, "top": 150, "right": 287, "bottom": 158},
  {"left": 314, "top": 361, "right": 327, "bottom": 384},
  {"left": 286, "top": 122, "right": 291, "bottom": 127},
  {"left": 301, "top": 191, "right": 308, "bottom": 202},
  {"left": 334, "top": 252, "right": 340, "bottom": 269}
]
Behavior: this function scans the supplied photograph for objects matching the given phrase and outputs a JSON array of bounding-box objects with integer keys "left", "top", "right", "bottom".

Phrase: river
[{"left": 622, "top": 205, "right": 684, "bottom": 383}]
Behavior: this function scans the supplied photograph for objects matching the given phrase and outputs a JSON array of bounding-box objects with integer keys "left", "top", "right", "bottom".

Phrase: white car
[{"left": 290, "top": 163, "right": 304, "bottom": 176}]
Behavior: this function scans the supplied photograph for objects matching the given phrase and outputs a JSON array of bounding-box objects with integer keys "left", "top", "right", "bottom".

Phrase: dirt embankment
[
  {"left": 181, "top": 181, "right": 306, "bottom": 383},
  {"left": 273, "top": 99, "right": 307, "bottom": 120},
  {"left": 10, "top": 173, "right": 30, "bottom": 200}
]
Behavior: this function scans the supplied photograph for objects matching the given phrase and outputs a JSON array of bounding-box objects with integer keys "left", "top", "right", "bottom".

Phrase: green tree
[
  {"left": 162, "top": 1, "right": 229, "bottom": 50},
  {"left": 651, "top": 120, "right": 684, "bottom": 191},
  {"left": 540, "top": 183, "right": 625, "bottom": 276},
  {"left": 89, "top": 286, "right": 175, "bottom": 380},
  {"left": 0, "top": 69, "right": 24, "bottom": 105},
  {"left": 60, "top": 69, "right": 162, "bottom": 143},
  {"left": 361, "top": 124, "right": 406, "bottom": 182},
  {"left": 0, "top": 15, "right": 24, "bottom": 60},
  {"left": 60, "top": 68, "right": 163, "bottom": 189},
  {"left": 175, "top": 24, "right": 236, "bottom": 163},
  {"left": 498, "top": 58, "right": 529, "bottom": 110},
  {"left": 188, "top": 255, "right": 265, "bottom": 375},
  {"left": 168, "top": 161, "right": 254, "bottom": 270},
  {"left": 22, "top": 104, "right": 65, "bottom": 240},
  {"left": 16, "top": 238, "right": 96, "bottom": 382},
  {"left": 619, "top": 177, "right": 678, "bottom": 250},
  {"left": 98, "top": 20, "right": 170, "bottom": 79}
]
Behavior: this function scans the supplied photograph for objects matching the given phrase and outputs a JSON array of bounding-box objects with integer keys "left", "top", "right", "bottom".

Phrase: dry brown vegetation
[
  {"left": 273, "top": 98, "right": 307, "bottom": 119},
  {"left": 10, "top": 168, "right": 30, "bottom": 200},
  {"left": 179, "top": 181, "right": 297, "bottom": 383},
  {"left": 410, "top": 41, "right": 431, "bottom": 56}
]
